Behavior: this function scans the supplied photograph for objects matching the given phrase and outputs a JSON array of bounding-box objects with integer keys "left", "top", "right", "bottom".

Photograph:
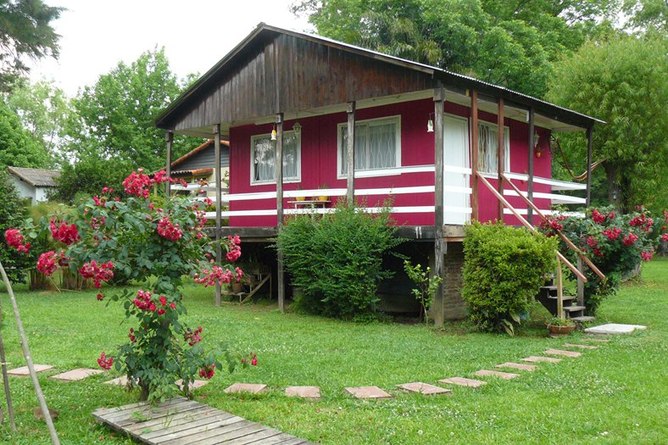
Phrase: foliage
[
  {"left": 0, "top": 170, "right": 28, "bottom": 282},
  {"left": 547, "top": 36, "right": 668, "bottom": 212},
  {"left": 462, "top": 222, "right": 558, "bottom": 334},
  {"left": 403, "top": 260, "right": 441, "bottom": 324},
  {"left": 293, "top": 0, "right": 620, "bottom": 97},
  {"left": 0, "top": 100, "right": 50, "bottom": 169},
  {"left": 5, "top": 169, "right": 244, "bottom": 402},
  {"left": 547, "top": 316, "right": 575, "bottom": 327},
  {"left": 0, "top": 0, "right": 62, "bottom": 90},
  {"left": 276, "top": 202, "right": 403, "bottom": 319},
  {"left": 65, "top": 48, "right": 195, "bottom": 171},
  {"left": 539, "top": 206, "right": 667, "bottom": 314}
]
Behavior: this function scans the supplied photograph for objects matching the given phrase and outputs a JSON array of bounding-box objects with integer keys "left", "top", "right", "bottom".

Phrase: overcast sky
[{"left": 29, "top": 0, "right": 313, "bottom": 96}]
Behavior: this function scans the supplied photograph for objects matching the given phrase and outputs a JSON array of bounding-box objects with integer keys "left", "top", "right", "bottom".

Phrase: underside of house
[{"left": 156, "top": 23, "right": 604, "bottom": 325}]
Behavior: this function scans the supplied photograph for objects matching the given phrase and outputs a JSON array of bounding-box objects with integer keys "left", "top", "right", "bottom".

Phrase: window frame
[
  {"left": 477, "top": 120, "right": 510, "bottom": 174},
  {"left": 250, "top": 130, "right": 301, "bottom": 186},
  {"left": 336, "top": 115, "right": 402, "bottom": 178}
]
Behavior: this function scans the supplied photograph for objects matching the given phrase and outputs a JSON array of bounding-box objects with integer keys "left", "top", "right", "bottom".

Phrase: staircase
[{"left": 536, "top": 282, "right": 595, "bottom": 323}]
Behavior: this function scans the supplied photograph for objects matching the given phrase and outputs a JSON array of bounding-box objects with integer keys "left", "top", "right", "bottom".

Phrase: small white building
[{"left": 6, "top": 166, "right": 60, "bottom": 204}]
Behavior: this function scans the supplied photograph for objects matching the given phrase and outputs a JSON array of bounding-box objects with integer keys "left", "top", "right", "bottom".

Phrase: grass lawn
[{"left": 0, "top": 258, "right": 666, "bottom": 444}]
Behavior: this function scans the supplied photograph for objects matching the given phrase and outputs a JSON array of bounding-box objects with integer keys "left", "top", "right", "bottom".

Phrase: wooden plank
[
  {"left": 154, "top": 418, "right": 251, "bottom": 444},
  {"left": 93, "top": 398, "right": 189, "bottom": 422},
  {"left": 497, "top": 98, "right": 505, "bottom": 220},
  {"left": 113, "top": 401, "right": 203, "bottom": 428},
  {"left": 171, "top": 423, "right": 264, "bottom": 445},
  {"left": 224, "top": 428, "right": 284, "bottom": 444},
  {"left": 145, "top": 414, "right": 243, "bottom": 441},
  {"left": 470, "top": 89, "right": 479, "bottom": 221},
  {"left": 214, "top": 125, "right": 222, "bottom": 306},
  {"left": 126, "top": 406, "right": 230, "bottom": 435},
  {"left": 527, "top": 107, "right": 535, "bottom": 222},
  {"left": 433, "top": 83, "right": 445, "bottom": 328},
  {"left": 346, "top": 101, "right": 356, "bottom": 203},
  {"left": 586, "top": 126, "right": 593, "bottom": 206}
]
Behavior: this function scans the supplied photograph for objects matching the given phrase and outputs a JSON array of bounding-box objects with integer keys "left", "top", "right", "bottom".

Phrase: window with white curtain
[
  {"left": 338, "top": 116, "right": 401, "bottom": 175},
  {"left": 478, "top": 121, "right": 509, "bottom": 174},
  {"left": 251, "top": 130, "right": 300, "bottom": 184}
]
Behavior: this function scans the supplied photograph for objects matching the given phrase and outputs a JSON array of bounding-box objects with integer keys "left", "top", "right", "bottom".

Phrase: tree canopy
[
  {"left": 0, "top": 99, "right": 50, "bottom": 169},
  {"left": 0, "top": 0, "right": 62, "bottom": 90}
]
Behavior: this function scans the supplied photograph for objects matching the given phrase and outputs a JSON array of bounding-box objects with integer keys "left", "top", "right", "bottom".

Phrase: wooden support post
[
  {"left": 165, "top": 130, "right": 173, "bottom": 196},
  {"left": 275, "top": 113, "right": 285, "bottom": 313},
  {"left": 586, "top": 126, "right": 593, "bottom": 207},
  {"left": 577, "top": 257, "right": 585, "bottom": 307},
  {"left": 433, "top": 83, "right": 446, "bottom": 328},
  {"left": 527, "top": 107, "right": 536, "bottom": 223},
  {"left": 346, "top": 101, "right": 356, "bottom": 204},
  {"left": 497, "top": 98, "right": 505, "bottom": 221},
  {"left": 556, "top": 255, "right": 564, "bottom": 320},
  {"left": 214, "top": 125, "right": 222, "bottom": 306},
  {"left": 470, "top": 90, "right": 479, "bottom": 221}
]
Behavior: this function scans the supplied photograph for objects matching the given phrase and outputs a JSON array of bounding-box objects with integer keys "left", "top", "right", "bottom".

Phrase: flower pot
[
  {"left": 296, "top": 196, "right": 305, "bottom": 201},
  {"left": 318, "top": 195, "right": 328, "bottom": 202},
  {"left": 548, "top": 324, "right": 576, "bottom": 336}
]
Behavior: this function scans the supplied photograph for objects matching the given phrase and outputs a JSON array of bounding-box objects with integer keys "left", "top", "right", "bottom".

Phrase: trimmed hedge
[{"left": 462, "top": 222, "right": 557, "bottom": 334}]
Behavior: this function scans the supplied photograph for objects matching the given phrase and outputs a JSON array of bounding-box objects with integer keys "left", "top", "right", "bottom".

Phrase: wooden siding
[
  {"left": 174, "top": 144, "right": 229, "bottom": 171},
  {"left": 172, "top": 34, "right": 434, "bottom": 132}
]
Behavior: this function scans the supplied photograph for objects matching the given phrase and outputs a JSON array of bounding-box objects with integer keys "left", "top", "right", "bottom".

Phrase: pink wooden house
[{"left": 156, "top": 24, "right": 602, "bottom": 325}]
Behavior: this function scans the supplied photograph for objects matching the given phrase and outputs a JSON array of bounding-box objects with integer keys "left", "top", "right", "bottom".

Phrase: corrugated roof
[
  {"left": 7, "top": 166, "right": 60, "bottom": 187},
  {"left": 171, "top": 139, "right": 230, "bottom": 169}
]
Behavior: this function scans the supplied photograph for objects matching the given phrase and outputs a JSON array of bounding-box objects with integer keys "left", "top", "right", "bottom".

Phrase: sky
[{"left": 28, "top": 0, "right": 313, "bottom": 96}]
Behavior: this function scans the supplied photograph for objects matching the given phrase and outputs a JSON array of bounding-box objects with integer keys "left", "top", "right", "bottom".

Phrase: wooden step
[
  {"left": 564, "top": 305, "right": 586, "bottom": 312},
  {"left": 548, "top": 295, "right": 576, "bottom": 301},
  {"left": 570, "top": 316, "right": 595, "bottom": 323}
]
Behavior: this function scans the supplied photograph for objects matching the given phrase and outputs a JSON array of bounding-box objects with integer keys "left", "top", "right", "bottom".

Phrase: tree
[
  {"left": 0, "top": 99, "right": 50, "bottom": 168},
  {"left": 292, "top": 0, "right": 620, "bottom": 97},
  {"left": 547, "top": 37, "right": 668, "bottom": 212},
  {"left": 0, "top": 0, "right": 63, "bottom": 90},
  {"left": 66, "top": 48, "right": 193, "bottom": 171}
]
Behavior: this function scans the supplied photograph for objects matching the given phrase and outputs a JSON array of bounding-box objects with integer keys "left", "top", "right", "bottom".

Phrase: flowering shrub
[
  {"left": 539, "top": 206, "right": 667, "bottom": 314},
  {"left": 5, "top": 169, "right": 246, "bottom": 402}
]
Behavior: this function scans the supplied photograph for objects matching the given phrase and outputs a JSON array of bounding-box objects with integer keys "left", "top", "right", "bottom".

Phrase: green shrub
[
  {"left": 0, "top": 170, "right": 28, "bottom": 283},
  {"left": 462, "top": 222, "right": 557, "bottom": 334},
  {"left": 276, "top": 203, "right": 403, "bottom": 320}
]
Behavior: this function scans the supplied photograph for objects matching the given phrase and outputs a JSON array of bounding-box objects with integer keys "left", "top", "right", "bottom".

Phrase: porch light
[
  {"left": 427, "top": 113, "right": 434, "bottom": 133},
  {"left": 271, "top": 126, "right": 277, "bottom": 141},
  {"left": 292, "top": 122, "right": 301, "bottom": 136}
]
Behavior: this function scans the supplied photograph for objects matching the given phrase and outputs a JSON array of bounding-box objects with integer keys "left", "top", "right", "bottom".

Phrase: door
[{"left": 443, "top": 115, "right": 470, "bottom": 225}]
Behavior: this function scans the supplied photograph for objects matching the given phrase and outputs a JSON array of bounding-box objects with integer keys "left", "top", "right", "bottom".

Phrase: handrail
[
  {"left": 500, "top": 173, "right": 605, "bottom": 280},
  {"left": 477, "top": 173, "right": 588, "bottom": 283}
]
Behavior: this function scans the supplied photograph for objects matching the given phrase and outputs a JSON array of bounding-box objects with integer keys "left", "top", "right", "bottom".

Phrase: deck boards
[{"left": 93, "top": 397, "right": 312, "bottom": 445}]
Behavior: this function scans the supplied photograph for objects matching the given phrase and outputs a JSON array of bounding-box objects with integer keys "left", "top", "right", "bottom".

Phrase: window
[
  {"left": 338, "top": 116, "right": 401, "bottom": 176},
  {"left": 478, "top": 121, "right": 509, "bottom": 174},
  {"left": 251, "top": 131, "right": 300, "bottom": 184}
]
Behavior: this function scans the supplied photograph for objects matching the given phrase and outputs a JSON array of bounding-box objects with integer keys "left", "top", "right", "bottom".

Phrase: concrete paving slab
[
  {"left": 345, "top": 386, "right": 392, "bottom": 399},
  {"left": 7, "top": 364, "right": 53, "bottom": 376},
  {"left": 438, "top": 377, "right": 487, "bottom": 388},
  {"left": 474, "top": 370, "right": 520, "bottom": 380},
  {"left": 396, "top": 382, "right": 451, "bottom": 395},
  {"left": 495, "top": 362, "right": 537, "bottom": 372},
  {"left": 285, "top": 386, "right": 321, "bottom": 399},
  {"left": 585, "top": 323, "right": 646, "bottom": 335},
  {"left": 224, "top": 383, "right": 267, "bottom": 394},
  {"left": 176, "top": 379, "right": 209, "bottom": 390},
  {"left": 521, "top": 356, "right": 561, "bottom": 363},
  {"left": 545, "top": 349, "right": 582, "bottom": 358},
  {"left": 563, "top": 343, "right": 599, "bottom": 350},
  {"left": 50, "top": 368, "right": 103, "bottom": 381}
]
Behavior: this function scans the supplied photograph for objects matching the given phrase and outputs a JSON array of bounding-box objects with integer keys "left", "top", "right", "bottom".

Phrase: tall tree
[
  {"left": 0, "top": 99, "right": 50, "bottom": 168},
  {"left": 292, "top": 0, "right": 620, "bottom": 97},
  {"left": 0, "top": 0, "right": 63, "bottom": 90},
  {"left": 547, "top": 36, "right": 668, "bottom": 212},
  {"left": 66, "top": 48, "right": 192, "bottom": 171}
]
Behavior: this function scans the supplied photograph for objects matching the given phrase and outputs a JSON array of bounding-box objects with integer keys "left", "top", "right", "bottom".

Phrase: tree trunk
[{"left": 604, "top": 163, "right": 621, "bottom": 208}]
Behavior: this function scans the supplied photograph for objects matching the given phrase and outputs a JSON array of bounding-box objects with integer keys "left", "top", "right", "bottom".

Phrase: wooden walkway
[{"left": 93, "top": 397, "right": 314, "bottom": 445}]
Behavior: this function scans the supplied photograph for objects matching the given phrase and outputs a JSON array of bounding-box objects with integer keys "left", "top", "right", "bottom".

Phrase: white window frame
[
  {"left": 250, "top": 130, "right": 301, "bottom": 185},
  {"left": 477, "top": 120, "right": 510, "bottom": 174},
  {"left": 336, "top": 115, "right": 402, "bottom": 178}
]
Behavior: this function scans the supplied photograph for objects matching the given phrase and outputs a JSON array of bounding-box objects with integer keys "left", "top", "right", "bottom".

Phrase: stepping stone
[
  {"left": 7, "top": 364, "right": 53, "bottom": 376},
  {"left": 521, "top": 356, "right": 561, "bottom": 364},
  {"left": 544, "top": 349, "right": 582, "bottom": 358},
  {"left": 438, "top": 377, "right": 487, "bottom": 388},
  {"left": 104, "top": 376, "right": 130, "bottom": 386},
  {"left": 396, "top": 382, "right": 451, "bottom": 395},
  {"left": 583, "top": 336, "right": 610, "bottom": 343},
  {"left": 585, "top": 323, "right": 646, "bottom": 335},
  {"left": 176, "top": 379, "right": 209, "bottom": 390},
  {"left": 495, "top": 362, "right": 537, "bottom": 372},
  {"left": 224, "top": 383, "right": 267, "bottom": 394},
  {"left": 285, "top": 386, "right": 321, "bottom": 399},
  {"left": 563, "top": 343, "right": 599, "bottom": 350},
  {"left": 50, "top": 368, "right": 103, "bottom": 381},
  {"left": 474, "top": 370, "right": 520, "bottom": 380},
  {"left": 345, "top": 386, "right": 392, "bottom": 399}
]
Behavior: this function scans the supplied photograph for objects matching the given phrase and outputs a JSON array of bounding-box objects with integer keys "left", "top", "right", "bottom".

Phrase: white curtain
[
  {"left": 340, "top": 119, "right": 397, "bottom": 174},
  {"left": 252, "top": 132, "right": 299, "bottom": 182},
  {"left": 478, "top": 123, "right": 505, "bottom": 173}
]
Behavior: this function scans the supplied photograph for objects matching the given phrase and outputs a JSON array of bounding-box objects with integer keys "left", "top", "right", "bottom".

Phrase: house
[
  {"left": 6, "top": 166, "right": 60, "bottom": 204},
  {"left": 168, "top": 139, "right": 230, "bottom": 196},
  {"left": 156, "top": 23, "right": 602, "bottom": 325}
]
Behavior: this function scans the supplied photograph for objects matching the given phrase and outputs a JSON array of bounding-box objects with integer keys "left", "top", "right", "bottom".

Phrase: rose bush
[
  {"left": 4, "top": 169, "right": 245, "bottom": 402},
  {"left": 539, "top": 206, "right": 667, "bottom": 314}
]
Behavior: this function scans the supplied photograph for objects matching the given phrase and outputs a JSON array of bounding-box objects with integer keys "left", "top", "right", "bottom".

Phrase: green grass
[{"left": 0, "top": 258, "right": 667, "bottom": 444}]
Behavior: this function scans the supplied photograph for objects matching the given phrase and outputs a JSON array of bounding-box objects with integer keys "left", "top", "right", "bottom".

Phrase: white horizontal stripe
[
  {"left": 443, "top": 185, "right": 472, "bottom": 194},
  {"left": 356, "top": 186, "right": 434, "bottom": 196},
  {"left": 503, "top": 190, "right": 586, "bottom": 205},
  {"left": 502, "top": 209, "right": 585, "bottom": 217},
  {"left": 502, "top": 172, "right": 586, "bottom": 191},
  {"left": 205, "top": 205, "right": 437, "bottom": 219},
  {"left": 443, "top": 206, "right": 472, "bottom": 214},
  {"left": 443, "top": 165, "right": 472, "bottom": 175},
  {"left": 346, "top": 165, "right": 436, "bottom": 179}
]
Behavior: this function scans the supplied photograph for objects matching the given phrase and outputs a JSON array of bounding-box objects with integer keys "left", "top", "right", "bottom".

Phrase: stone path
[
  {"left": 51, "top": 368, "right": 103, "bottom": 381},
  {"left": 585, "top": 323, "right": 646, "bottom": 335},
  {"left": 286, "top": 386, "right": 321, "bottom": 399},
  {"left": 224, "top": 383, "right": 267, "bottom": 394},
  {"left": 521, "top": 356, "right": 561, "bottom": 363},
  {"left": 397, "top": 382, "right": 451, "bottom": 395},
  {"left": 496, "top": 362, "right": 537, "bottom": 372},
  {"left": 544, "top": 348, "right": 582, "bottom": 358},
  {"left": 438, "top": 377, "right": 486, "bottom": 388},
  {"left": 7, "top": 364, "right": 53, "bottom": 376},
  {"left": 345, "top": 386, "right": 392, "bottom": 399},
  {"left": 474, "top": 370, "right": 520, "bottom": 380}
]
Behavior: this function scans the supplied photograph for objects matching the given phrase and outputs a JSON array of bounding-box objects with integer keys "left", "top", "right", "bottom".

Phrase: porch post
[
  {"left": 527, "top": 107, "right": 536, "bottom": 223},
  {"left": 470, "top": 90, "right": 479, "bottom": 221},
  {"left": 496, "top": 98, "right": 505, "bottom": 221},
  {"left": 346, "top": 101, "right": 356, "bottom": 204},
  {"left": 275, "top": 112, "right": 285, "bottom": 313},
  {"left": 165, "top": 130, "right": 173, "bottom": 196},
  {"left": 213, "top": 125, "right": 222, "bottom": 306},
  {"left": 586, "top": 126, "right": 593, "bottom": 207},
  {"left": 433, "top": 83, "right": 445, "bottom": 328}
]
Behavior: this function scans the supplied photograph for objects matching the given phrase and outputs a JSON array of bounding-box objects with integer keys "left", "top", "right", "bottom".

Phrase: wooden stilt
[
  {"left": 497, "top": 98, "right": 505, "bottom": 221},
  {"left": 165, "top": 131, "right": 173, "bottom": 196},
  {"left": 346, "top": 101, "right": 356, "bottom": 204},
  {"left": 433, "top": 83, "right": 445, "bottom": 328},
  {"left": 527, "top": 107, "right": 536, "bottom": 222},
  {"left": 214, "top": 125, "right": 222, "bottom": 306},
  {"left": 275, "top": 113, "right": 285, "bottom": 313},
  {"left": 470, "top": 90, "right": 479, "bottom": 222}
]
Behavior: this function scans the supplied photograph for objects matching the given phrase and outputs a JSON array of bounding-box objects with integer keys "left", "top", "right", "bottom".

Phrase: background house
[
  {"left": 7, "top": 166, "right": 60, "bottom": 204},
  {"left": 169, "top": 139, "right": 230, "bottom": 198}
]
